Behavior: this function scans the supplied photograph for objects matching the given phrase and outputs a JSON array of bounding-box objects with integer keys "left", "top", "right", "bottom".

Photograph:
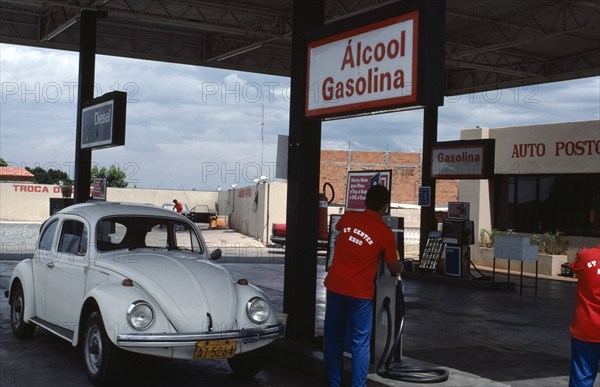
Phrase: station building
[{"left": 461, "top": 120, "right": 599, "bottom": 273}]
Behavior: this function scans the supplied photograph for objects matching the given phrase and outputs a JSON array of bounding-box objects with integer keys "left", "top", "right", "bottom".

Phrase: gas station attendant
[{"left": 324, "top": 184, "right": 404, "bottom": 387}]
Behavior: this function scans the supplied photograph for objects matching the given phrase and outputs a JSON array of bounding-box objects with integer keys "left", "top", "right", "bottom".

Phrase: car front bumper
[{"left": 117, "top": 323, "right": 284, "bottom": 348}]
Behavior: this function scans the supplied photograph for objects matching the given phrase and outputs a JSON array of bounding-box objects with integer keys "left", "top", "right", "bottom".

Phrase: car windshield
[{"left": 96, "top": 216, "right": 203, "bottom": 254}]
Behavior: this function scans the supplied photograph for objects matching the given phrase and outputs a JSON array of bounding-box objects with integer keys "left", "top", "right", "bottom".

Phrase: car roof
[{"left": 56, "top": 202, "right": 187, "bottom": 224}]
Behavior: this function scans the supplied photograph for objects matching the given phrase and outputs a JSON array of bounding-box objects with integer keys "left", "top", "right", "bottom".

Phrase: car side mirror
[{"left": 209, "top": 248, "right": 222, "bottom": 261}]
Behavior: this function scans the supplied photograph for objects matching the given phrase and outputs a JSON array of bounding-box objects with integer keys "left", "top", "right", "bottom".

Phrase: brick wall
[{"left": 320, "top": 150, "right": 458, "bottom": 206}]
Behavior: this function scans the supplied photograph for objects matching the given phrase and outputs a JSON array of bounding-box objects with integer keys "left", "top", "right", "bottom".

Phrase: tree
[
  {"left": 91, "top": 165, "right": 128, "bottom": 188},
  {"left": 25, "top": 166, "right": 72, "bottom": 185},
  {"left": 0, "top": 157, "right": 7, "bottom": 167}
]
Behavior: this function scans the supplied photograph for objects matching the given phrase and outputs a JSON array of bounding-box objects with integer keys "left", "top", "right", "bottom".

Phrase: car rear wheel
[
  {"left": 82, "top": 311, "right": 123, "bottom": 386},
  {"left": 227, "top": 348, "right": 265, "bottom": 377},
  {"left": 10, "top": 282, "right": 36, "bottom": 339}
]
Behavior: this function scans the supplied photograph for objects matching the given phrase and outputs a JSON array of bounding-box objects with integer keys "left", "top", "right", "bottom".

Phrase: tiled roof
[{"left": 0, "top": 166, "right": 34, "bottom": 177}]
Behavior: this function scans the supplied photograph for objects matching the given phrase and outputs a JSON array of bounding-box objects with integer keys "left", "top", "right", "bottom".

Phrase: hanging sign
[
  {"left": 306, "top": 13, "right": 418, "bottom": 118},
  {"left": 305, "top": 0, "right": 445, "bottom": 120},
  {"left": 345, "top": 170, "right": 392, "bottom": 212},
  {"left": 431, "top": 139, "right": 495, "bottom": 179},
  {"left": 92, "top": 178, "right": 107, "bottom": 201},
  {"left": 81, "top": 91, "right": 127, "bottom": 149}
]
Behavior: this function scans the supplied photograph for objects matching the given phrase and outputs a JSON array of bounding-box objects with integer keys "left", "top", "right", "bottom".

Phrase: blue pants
[
  {"left": 570, "top": 337, "right": 600, "bottom": 387},
  {"left": 324, "top": 290, "right": 373, "bottom": 387}
]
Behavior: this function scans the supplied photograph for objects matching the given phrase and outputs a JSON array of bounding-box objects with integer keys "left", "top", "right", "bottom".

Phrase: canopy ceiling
[{"left": 1, "top": 0, "right": 599, "bottom": 95}]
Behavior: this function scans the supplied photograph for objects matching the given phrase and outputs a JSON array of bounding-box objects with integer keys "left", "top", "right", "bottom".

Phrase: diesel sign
[{"left": 81, "top": 91, "right": 126, "bottom": 150}]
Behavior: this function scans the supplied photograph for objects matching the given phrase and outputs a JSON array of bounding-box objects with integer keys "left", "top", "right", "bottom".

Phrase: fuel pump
[
  {"left": 370, "top": 216, "right": 449, "bottom": 383},
  {"left": 371, "top": 216, "right": 405, "bottom": 363},
  {"left": 374, "top": 271, "right": 449, "bottom": 383},
  {"left": 442, "top": 218, "right": 475, "bottom": 278},
  {"left": 371, "top": 257, "right": 401, "bottom": 364}
]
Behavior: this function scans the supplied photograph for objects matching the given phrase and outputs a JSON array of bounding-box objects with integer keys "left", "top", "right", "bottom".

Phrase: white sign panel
[
  {"left": 306, "top": 11, "right": 418, "bottom": 118},
  {"left": 431, "top": 145, "right": 486, "bottom": 179},
  {"left": 81, "top": 100, "right": 114, "bottom": 149}
]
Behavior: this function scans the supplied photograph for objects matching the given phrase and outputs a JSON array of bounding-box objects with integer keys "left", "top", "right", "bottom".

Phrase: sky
[{"left": 1, "top": 43, "right": 599, "bottom": 191}]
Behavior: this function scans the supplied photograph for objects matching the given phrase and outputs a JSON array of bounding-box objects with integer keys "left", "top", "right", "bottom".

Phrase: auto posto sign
[{"left": 306, "top": 1, "right": 444, "bottom": 119}]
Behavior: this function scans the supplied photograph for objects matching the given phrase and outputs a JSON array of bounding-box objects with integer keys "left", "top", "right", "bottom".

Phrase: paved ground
[{"left": 1, "top": 223, "right": 599, "bottom": 387}]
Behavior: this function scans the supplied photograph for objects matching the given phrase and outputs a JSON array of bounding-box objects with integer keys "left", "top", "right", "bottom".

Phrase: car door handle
[{"left": 46, "top": 262, "right": 55, "bottom": 269}]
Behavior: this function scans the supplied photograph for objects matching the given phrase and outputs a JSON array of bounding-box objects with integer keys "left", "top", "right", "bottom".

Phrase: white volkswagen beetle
[{"left": 6, "top": 202, "right": 284, "bottom": 386}]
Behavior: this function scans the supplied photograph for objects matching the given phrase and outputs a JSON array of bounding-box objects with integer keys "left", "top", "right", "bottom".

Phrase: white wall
[
  {"left": 0, "top": 183, "right": 64, "bottom": 221},
  {"left": 0, "top": 182, "right": 218, "bottom": 222},
  {"left": 106, "top": 187, "right": 218, "bottom": 212},
  {"left": 217, "top": 182, "right": 287, "bottom": 245}
]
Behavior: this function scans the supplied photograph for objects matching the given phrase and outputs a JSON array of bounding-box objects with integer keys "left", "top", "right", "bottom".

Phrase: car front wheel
[
  {"left": 82, "top": 311, "right": 123, "bottom": 386},
  {"left": 10, "top": 282, "right": 36, "bottom": 339},
  {"left": 227, "top": 348, "right": 265, "bottom": 377}
]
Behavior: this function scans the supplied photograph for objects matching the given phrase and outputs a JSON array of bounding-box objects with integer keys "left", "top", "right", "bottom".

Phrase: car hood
[{"left": 96, "top": 250, "right": 237, "bottom": 333}]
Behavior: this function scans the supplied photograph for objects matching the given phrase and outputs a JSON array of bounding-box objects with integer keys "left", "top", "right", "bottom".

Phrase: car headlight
[
  {"left": 127, "top": 301, "right": 154, "bottom": 330},
  {"left": 246, "top": 297, "right": 270, "bottom": 324}
]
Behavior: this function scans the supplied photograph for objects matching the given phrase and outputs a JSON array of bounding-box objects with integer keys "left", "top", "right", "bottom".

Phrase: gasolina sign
[
  {"left": 431, "top": 139, "right": 495, "bottom": 179},
  {"left": 306, "top": 12, "right": 418, "bottom": 118}
]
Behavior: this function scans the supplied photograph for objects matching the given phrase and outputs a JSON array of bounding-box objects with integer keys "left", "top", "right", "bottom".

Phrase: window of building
[{"left": 494, "top": 174, "right": 600, "bottom": 237}]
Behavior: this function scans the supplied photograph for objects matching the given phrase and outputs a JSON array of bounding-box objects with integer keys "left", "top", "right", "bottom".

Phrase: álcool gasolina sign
[{"left": 305, "top": 0, "right": 444, "bottom": 120}]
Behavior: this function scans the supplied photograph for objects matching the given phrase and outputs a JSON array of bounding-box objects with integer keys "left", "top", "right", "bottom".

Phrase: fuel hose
[{"left": 376, "top": 292, "right": 449, "bottom": 383}]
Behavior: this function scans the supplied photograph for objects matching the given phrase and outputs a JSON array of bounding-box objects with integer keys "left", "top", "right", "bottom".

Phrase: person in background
[
  {"left": 569, "top": 244, "right": 600, "bottom": 387},
  {"left": 323, "top": 184, "right": 404, "bottom": 387},
  {"left": 172, "top": 199, "right": 183, "bottom": 214}
]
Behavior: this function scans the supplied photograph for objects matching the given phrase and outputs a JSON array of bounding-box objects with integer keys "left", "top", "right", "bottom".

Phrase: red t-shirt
[
  {"left": 570, "top": 245, "right": 600, "bottom": 342},
  {"left": 324, "top": 209, "right": 397, "bottom": 300},
  {"left": 174, "top": 202, "right": 183, "bottom": 214}
]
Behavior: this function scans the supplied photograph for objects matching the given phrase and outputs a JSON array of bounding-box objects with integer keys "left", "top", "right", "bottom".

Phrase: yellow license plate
[{"left": 193, "top": 340, "right": 237, "bottom": 359}]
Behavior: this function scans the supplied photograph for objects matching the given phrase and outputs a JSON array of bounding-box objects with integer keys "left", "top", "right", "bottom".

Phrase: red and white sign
[
  {"left": 92, "top": 178, "right": 107, "bottom": 200},
  {"left": 448, "top": 202, "right": 470, "bottom": 220},
  {"left": 306, "top": 11, "right": 419, "bottom": 118},
  {"left": 345, "top": 170, "right": 391, "bottom": 212},
  {"left": 431, "top": 141, "right": 494, "bottom": 179}
]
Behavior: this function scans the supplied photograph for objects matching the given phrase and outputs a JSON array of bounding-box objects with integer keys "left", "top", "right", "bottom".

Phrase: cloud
[{"left": 1, "top": 43, "right": 599, "bottom": 190}]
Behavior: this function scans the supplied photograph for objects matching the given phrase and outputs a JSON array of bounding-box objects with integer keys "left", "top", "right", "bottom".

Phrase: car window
[
  {"left": 39, "top": 220, "right": 58, "bottom": 251},
  {"left": 58, "top": 220, "right": 88, "bottom": 255},
  {"left": 173, "top": 223, "right": 203, "bottom": 253},
  {"left": 97, "top": 220, "right": 127, "bottom": 246},
  {"left": 96, "top": 217, "right": 203, "bottom": 254}
]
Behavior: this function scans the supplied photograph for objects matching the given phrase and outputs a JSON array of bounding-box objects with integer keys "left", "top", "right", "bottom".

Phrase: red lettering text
[
  {"left": 340, "top": 32, "right": 406, "bottom": 71},
  {"left": 321, "top": 68, "right": 404, "bottom": 102},
  {"left": 12, "top": 184, "right": 53, "bottom": 193},
  {"left": 555, "top": 140, "right": 600, "bottom": 156},
  {"left": 511, "top": 143, "right": 546, "bottom": 158}
]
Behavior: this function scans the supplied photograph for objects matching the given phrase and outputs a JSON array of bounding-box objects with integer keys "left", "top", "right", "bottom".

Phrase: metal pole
[
  {"left": 283, "top": 0, "right": 324, "bottom": 339},
  {"left": 419, "top": 106, "right": 438, "bottom": 257},
  {"left": 74, "top": 10, "right": 98, "bottom": 203}
]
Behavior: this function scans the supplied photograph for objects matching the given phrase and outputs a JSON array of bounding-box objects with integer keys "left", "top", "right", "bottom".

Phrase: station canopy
[{"left": 1, "top": 0, "right": 598, "bottom": 96}]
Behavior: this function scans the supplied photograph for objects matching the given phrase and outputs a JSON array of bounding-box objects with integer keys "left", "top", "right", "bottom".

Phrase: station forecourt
[{"left": 1, "top": 1, "right": 599, "bottom": 385}]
